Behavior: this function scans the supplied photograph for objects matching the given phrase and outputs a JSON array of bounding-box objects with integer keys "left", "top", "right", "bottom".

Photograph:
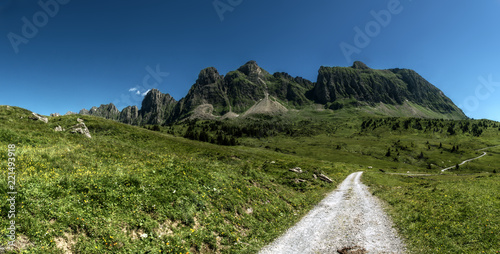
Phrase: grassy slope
[
  {"left": 363, "top": 171, "right": 500, "bottom": 253},
  {"left": 196, "top": 109, "right": 499, "bottom": 253},
  {"left": 1, "top": 105, "right": 499, "bottom": 253},
  {"left": 0, "top": 106, "right": 355, "bottom": 253},
  {"left": 239, "top": 109, "right": 499, "bottom": 173}
]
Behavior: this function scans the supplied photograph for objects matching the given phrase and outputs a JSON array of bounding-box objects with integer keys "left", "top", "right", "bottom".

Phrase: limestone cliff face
[
  {"left": 119, "top": 106, "right": 140, "bottom": 125},
  {"left": 311, "top": 62, "right": 464, "bottom": 118},
  {"left": 140, "top": 89, "right": 177, "bottom": 125}
]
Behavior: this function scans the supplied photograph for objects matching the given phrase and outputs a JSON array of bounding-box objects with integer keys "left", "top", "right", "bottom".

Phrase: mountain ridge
[{"left": 77, "top": 61, "right": 467, "bottom": 124}]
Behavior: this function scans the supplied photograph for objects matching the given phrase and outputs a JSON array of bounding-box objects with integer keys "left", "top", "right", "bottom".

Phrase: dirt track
[
  {"left": 259, "top": 172, "right": 406, "bottom": 254},
  {"left": 441, "top": 152, "right": 488, "bottom": 172}
]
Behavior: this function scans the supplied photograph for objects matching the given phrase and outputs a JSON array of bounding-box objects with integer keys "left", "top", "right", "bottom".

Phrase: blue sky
[{"left": 1, "top": 0, "right": 499, "bottom": 121}]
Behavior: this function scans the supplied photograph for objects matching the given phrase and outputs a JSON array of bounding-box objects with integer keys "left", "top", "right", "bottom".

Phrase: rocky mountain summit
[
  {"left": 79, "top": 104, "right": 120, "bottom": 120},
  {"left": 78, "top": 61, "right": 467, "bottom": 125}
]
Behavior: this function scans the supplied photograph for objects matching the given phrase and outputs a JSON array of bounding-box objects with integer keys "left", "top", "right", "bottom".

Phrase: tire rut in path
[{"left": 259, "top": 172, "right": 406, "bottom": 254}]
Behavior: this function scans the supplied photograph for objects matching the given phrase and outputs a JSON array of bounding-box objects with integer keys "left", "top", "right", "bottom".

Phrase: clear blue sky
[{"left": 1, "top": 0, "right": 499, "bottom": 121}]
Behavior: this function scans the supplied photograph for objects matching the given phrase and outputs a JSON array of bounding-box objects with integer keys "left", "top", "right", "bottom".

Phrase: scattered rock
[
  {"left": 29, "top": 112, "right": 48, "bottom": 123},
  {"left": 368, "top": 166, "right": 373, "bottom": 169},
  {"left": 294, "top": 179, "right": 306, "bottom": 183},
  {"left": 77, "top": 118, "right": 84, "bottom": 123},
  {"left": 54, "top": 126, "right": 65, "bottom": 132},
  {"left": 318, "top": 173, "right": 333, "bottom": 183},
  {"left": 313, "top": 174, "right": 317, "bottom": 179},
  {"left": 50, "top": 113, "right": 61, "bottom": 117},
  {"left": 289, "top": 167, "right": 303, "bottom": 173},
  {"left": 70, "top": 122, "right": 91, "bottom": 138},
  {"left": 337, "top": 246, "right": 367, "bottom": 254},
  {"left": 65, "top": 111, "right": 76, "bottom": 115},
  {"left": 6, "top": 106, "right": 10, "bottom": 109},
  {"left": 270, "top": 161, "right": 276, "bottom": 164}
]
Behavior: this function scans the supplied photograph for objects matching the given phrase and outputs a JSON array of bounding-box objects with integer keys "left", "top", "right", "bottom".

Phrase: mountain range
[{"left": 76, "top": 61, "right": 467, "bottom": 125}]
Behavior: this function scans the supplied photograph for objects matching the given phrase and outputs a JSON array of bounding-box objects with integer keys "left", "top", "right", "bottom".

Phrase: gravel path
[
  {"left": 441, "top": 152, "right": 488, "bottom": 172},
  {"left": 259, "top": 172, "right": 406, "bottom": 254}
]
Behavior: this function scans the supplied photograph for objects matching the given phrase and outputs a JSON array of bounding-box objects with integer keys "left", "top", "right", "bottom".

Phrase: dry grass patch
[{"left": 54, "top": 232, "right": 77, "bottom": 254}]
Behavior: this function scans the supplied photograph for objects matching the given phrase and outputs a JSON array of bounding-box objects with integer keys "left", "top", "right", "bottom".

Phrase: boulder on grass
[
  {"left": 70, "top": 122, "right": 91, "bottom": 138},
  {"left": 29, "top": 113, "right": 48, "bottom": 123},
  {"left": 318, "top": 174, "right": 333, "bottom": 183},
  {"left": 289, "top": 167, "right": 303, "bottom": 173}
]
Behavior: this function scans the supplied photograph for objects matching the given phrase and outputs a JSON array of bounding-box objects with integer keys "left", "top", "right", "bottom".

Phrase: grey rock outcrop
[
  {"left": 29, "top": 113, "right": 48, "bottom": 123},
  {"left": 80, "top": 103, "right": 120, "bottom": 120},
  {"left": 289, "top": 167, "right": 303, "bottom": 173},
  {"left": 50, "top": 113, "right": 61, "bottom": 117},
  {"left": 70, "top": 121, "right": 91, "bottom": 138},
  {"left": 318, "top": 174, "right": 333, "bottom": 183},
  {"left": 140, "top": 89, "right": 177, "bottom": 125},
  {"left": 119, "top": 106, "right": 140, "bottom": 125}
]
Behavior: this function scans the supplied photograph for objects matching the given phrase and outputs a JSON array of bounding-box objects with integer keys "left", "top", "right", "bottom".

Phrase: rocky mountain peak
[
  {"left": 141, "top": 89, "right": 175, "bottom": 112},
  {"left": 352, "top": 61, "right": 370, "bottom": 70},
  {"left": 196, "top": 67, "right": 222, "bottom": 86},
  {"left": 76, "top": 60, "right": 467, "bottom": 125},
  {"left": 79, "top": 103, "right": 120, "bottom": 120},
  {"left": 140, "top": 89, "right": 177, "bottom": 124},
  {"left": 273, "top": 72, "right": 294, "bottom": 80},
  {"left": 119, "top": 105, "right": 140, "bottom": 125},
  {"left": 237, "top": 60, "right": 261, "bottom": 76}
]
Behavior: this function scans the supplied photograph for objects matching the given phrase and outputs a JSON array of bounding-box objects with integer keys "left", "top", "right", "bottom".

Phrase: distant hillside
[
  {"left": 312, "top": 61, "right": 465, "bottom": 119},
  {"left": 78, "top": 61, "right": 467, "bottom": 124}
]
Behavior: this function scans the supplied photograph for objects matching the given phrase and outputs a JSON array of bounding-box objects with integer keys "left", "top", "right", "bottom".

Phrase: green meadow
[
  {"left": 0, "top": 105, "right": 499, "bottom": 253},
  {"left": 0, "top": 106, "right": 354, "bottom": 253}
]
